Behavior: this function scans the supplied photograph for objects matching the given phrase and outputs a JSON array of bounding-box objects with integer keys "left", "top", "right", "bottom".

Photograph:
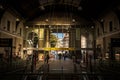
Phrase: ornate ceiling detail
[{"left": 39, "top": 0, "right": 81, "bottom": 7}]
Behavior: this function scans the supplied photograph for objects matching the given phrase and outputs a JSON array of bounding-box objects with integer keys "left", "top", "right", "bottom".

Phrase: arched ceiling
[{"left": 0, "top": 0, "right": 120, "bottom": 21}]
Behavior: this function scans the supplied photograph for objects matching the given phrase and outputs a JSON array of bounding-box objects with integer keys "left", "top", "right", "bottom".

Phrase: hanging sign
[{"left": 44, "top": 48, "right": 75, "bottom": 51}]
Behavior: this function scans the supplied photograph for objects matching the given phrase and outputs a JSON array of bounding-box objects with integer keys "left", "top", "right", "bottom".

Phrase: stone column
[{"left": 45, "top": 28, "right": 50, "bottom": 48}]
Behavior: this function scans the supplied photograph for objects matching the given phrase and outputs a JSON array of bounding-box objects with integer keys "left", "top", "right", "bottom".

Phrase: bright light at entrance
[
  {"left": 51, "top": 33, "right": 69, "bottom": 48},
  {"left": 50, "top": 32, "right": 69, "bottom": 59}
]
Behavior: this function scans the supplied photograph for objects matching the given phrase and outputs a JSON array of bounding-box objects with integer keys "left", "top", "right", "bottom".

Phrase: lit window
[{"left": 81, "top": 35, "right": 86, "bottom": 48}]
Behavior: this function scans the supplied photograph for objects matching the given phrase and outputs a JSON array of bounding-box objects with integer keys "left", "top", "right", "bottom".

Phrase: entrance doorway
[
  {"left": 49, "top": 26, "right": 70, "bottom": 60},
  {"left": 24, "top": 25, "right": 95, "bottom": 64}
]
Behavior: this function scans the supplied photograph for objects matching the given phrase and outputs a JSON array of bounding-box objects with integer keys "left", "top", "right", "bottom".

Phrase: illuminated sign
[
  {"left": 23, "top": 47, "right": 75, "bottom": 51},
  {"left": 44, "top": 48, "right": 75, "bottom": 51}
]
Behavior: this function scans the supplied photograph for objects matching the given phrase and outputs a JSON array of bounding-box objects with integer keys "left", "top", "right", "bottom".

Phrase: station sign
[
  {"left": 44, "top": 48, "right": 75, "bottom": 51},
  {"left": 23, "top": 47, "right": 75, "bottom": 51}
]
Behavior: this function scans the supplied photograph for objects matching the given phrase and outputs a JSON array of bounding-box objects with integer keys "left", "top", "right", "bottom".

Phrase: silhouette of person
[
  {"left": 58, "top": 53, "right": 62, "bottom": 60},
  {"left": 46, "top": 54, "right": 49, "bottom": 63}
]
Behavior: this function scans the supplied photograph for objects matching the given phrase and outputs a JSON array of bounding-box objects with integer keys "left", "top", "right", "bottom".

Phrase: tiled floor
[{"left": 48, "top": 59, "right": 74, "bottom": 73}]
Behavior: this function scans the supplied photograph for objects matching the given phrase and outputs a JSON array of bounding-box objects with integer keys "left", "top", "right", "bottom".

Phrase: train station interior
[{"left": 0, "top": 0, "right": 120, "bottom": 80}]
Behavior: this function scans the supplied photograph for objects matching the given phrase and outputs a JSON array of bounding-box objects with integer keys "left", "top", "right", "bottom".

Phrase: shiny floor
[{"left": 0, "top": 57, "right": 120, "bottom": 80}]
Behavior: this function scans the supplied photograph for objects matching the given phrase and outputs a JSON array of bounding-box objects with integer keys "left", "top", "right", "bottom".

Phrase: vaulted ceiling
[{"left": 0, "top": 0, "right": 120, "bottom": 21}]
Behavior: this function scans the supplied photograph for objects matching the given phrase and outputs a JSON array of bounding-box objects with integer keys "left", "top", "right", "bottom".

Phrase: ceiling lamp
[
  {"left": 72, "top": 19, "right": 75, "bottom": 22},
  {"left": 45, "top": 19, "right": 48, "bottom": 22},
  {"left": 0, "top": 5, "right": 3, "bottom": 9},
  {"left": 39, "top": 5, "right": 45, "bottom": 10},
  {"left": 16, "top": 18, "right": 20, "bottom": 21},
  {"left": 25, "top": 26, "right": 29, "bottom": 28},
  {"left": 78, "top": 6, "right": 82, "bottom": 11}
]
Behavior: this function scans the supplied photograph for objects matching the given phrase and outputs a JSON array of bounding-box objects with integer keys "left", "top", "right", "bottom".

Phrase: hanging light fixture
[
  {"left": 78, "top": 6, "right": 82, "bottom": 11},
  {"left": 39, "top": 5, "right": 45, "bottom": 10},
  {"left": 72, "top": 19, "right": 75, "bottom": 22}
]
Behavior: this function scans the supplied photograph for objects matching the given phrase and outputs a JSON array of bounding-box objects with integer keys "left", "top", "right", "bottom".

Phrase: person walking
[
  {"left": 63, "top": 52, "right": 67, "bottom": 60},
  {"left": 46, "top": 54, "right": 50, "bottom": 63},
  {"left": 58, "top": 53, "right": 62, "bottom": 60}
]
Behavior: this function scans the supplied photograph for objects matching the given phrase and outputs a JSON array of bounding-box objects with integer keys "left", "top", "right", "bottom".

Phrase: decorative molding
[{"left": 0, "top": 29, "right": 23, "bottom": 39}]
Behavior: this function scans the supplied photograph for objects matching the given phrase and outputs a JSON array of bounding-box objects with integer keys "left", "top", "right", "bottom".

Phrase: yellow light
[{"left": 44, "top": 48, "right": 75, "bottom": 51}]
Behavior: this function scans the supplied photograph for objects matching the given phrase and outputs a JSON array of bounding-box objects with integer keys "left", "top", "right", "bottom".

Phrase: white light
[
  {"left": 26, "top": 26, "right": 29, "bottom": 28},
  {"left": 49, "top": 25, "right": 51, "bottom": 28},
  {"left": 27, "top": 50, "right": 33, "bottom": 55},
  {"left": 81, "top": 36, "right": 87, "bottom": 48},
  {"left": 72, "top": 19, "right": 75, "bottom": 22},
  {"left": 45, "top": 19, "right": 48, "bottom": 22},
  {"left": 16, "top": 18, "right": 20, "bottom": 21},
  {"left": 0, "top": 5, "right": 3, "bottom": 9},
  {"left": 78, "top": 6, "right": 82, "bottom": 10},
  {"left": 91, "top": 26, "right": 94, "bottom": 29},
  {"left": 29, "top": 40, "right": 33, "bottom": 45},
  {"left": 101, "top": 19, "right": 104, "bottom": 22},
  {"left": 39, "top": 6, "right": 45, "bottom": 10}
]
